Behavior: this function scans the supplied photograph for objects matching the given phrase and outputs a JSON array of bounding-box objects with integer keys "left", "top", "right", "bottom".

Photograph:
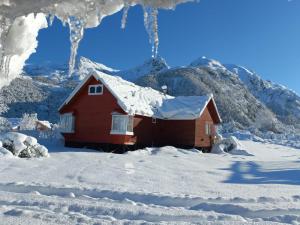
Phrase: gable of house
[{"left": 60, "top": 76, "right": 134, "bottom": 144}]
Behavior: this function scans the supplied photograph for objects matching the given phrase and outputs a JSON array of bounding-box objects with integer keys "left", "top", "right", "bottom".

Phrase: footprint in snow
[{"left": 125, "top": 163, "right": 135, "bottom": 174}]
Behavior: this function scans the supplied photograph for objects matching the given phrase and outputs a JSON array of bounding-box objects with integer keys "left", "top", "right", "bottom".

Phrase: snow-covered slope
[
  {"left": 1, "top": 139, "right": 300, "bottom": 224},
  {"left": 120, "top": 56, "right": 169, "bottom": 81},
  {"left": 225, "top": 64, "right": 300, "bottom": 129},
  {"left": 0, "top": 76, "right": 73, "bottom": 123}
]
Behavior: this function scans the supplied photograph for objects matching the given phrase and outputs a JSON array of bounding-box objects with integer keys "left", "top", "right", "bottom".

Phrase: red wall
[
  {"left": 195, "top": 105, "right": 216, "bottom": 147},
  {"left": 155, "top": 119, "right": 196, "bottom": 147}
]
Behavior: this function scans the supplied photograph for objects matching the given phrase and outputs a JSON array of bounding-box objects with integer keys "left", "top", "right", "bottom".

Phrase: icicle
[
  {"left": 152, "top": 8, "right": 159, "bottom": 59},
  {"left": 0, "top": 16, "right": 11, "bottom": 78},
  {"left": 68, "top": 16, "right": 86, "bottom": 76},
  {"left": 121, "top": 3, "right": 130, "bottom": 29},
  {"left": 143, "top": 7, "right": 159, "bottom": 58},
  {"left": 48, "top": 14, "right": 55, "bottom": 26}
]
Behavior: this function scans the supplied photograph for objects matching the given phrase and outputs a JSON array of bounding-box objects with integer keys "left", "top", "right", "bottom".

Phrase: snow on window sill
[{"left": 110, "top": 131, "right": 134, "bottom": 136}]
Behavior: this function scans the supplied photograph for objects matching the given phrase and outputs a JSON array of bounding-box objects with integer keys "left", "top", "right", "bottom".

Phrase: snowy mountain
[
  {"left": 187, "top": 56, "right": 300, "bottom": 131},
  {"left": 120, "top": 56, "right": 169, "bottom": 81},
  {"left": 1, "top": 56, "right": 299, "bottom": 135},
  {"left": 225, "top": 64, "right": 300, "bottom": 129}
]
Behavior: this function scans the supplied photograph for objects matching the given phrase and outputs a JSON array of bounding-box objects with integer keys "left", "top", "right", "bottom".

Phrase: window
[
  {"left": 88, "top": 84, "right": 103, "bottom": 95},
  {"left": 111, "top": 114, "right": 134, "bottom": 135},
  {"left": 60, "top": 113, "right": 75, "bottom": 133},
  {"left": 152, "top": 118, "right": 157, "bottom": 124},
  {"left": 205, "top": 122, "right": 213, "bottom": 135}
]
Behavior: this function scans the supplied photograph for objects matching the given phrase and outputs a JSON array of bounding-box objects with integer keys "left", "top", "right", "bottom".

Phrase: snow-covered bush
[
  {"left": 0, "top": 117, "right": 11, "bottom": 132},
  {"left": 19, "top": 113, "right": 37, "bottom": 131},
  {"left": 0, "top": 132, "right": 49, "bottom": 158}
]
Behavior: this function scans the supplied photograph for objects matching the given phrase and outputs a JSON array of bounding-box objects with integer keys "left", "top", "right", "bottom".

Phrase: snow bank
[
  {"left": 0, "top": 132, "right": 49, "bottom": 158},
  {"left": 212, "top": 136, "right": 253, "bottom": 156},
  {"left": 127, "top": 146, "right": 201, "bottom": 156}
]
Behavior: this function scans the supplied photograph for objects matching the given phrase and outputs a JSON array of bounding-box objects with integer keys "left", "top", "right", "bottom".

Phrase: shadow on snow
[{"left": 222, "top": 161, "right": 300, "bottom": 185}]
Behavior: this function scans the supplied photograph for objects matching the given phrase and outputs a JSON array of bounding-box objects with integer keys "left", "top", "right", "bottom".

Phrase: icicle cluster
[{"left": 0, "top": 0, "right": 195, "bottom": 82}]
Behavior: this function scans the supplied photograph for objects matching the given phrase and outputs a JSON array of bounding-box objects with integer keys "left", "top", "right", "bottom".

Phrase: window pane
[
  {"left": 127, "top": 116, "right": 133, "bottom": 132},
  {"left": 89, "top": 86, "right": 95, "bottom": 93},
  {"left": 205, "top": 123, "right": 209, "bottom": 135},
  {"left": 112, "top": 115, "right": 133, "bottom": 133},
  {"left": 120, "top": 117, "right": 127, "bottom": 131},
  {"left": 112, "top": 116, "right": 120, "bottom": 131},
  {"left": 60, "top": 114, "right": 74, "bottom": 133},
  {"left": 112, "top": 115, "right": 125, "bottom": 132},
  {"left": 96, "top": 86, "right": 102, "bottom": 93}
]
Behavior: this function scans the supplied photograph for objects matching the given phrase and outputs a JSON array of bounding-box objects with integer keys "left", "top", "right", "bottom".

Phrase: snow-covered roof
[{"left": 60, "top": 71, "right": 221, "bottom": 121}]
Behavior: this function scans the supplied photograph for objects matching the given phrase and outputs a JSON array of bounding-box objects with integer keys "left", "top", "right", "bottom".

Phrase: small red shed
[{"left": 58, "top": 72, "right": 222, "bottom": 151}]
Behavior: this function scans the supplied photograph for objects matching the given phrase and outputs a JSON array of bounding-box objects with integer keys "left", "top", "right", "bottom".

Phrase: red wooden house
[{"left": 58, "top": 71, "right": 222, "bottom": 152}]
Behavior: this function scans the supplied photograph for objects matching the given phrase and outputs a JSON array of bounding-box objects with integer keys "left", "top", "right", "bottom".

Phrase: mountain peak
[
  {"left": 120, "top": 56, "right": 169, "bottom": 81},
  {"left": 190, "top": 56, "right": 226, "bottom": 70},
  {"left": 143, "top": 56, "right": 169, "bottom": 70},
  {"left": 78, "top": 57, "right": 119, "bottom": 74}
]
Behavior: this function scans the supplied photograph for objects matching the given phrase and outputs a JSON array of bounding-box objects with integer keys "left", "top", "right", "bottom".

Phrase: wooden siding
[
  {"left": 60, "top": 76, "right": 133, "bottom": 145},
  {"left": 195, "top": 103, "right": 216, "bottom": 148},
  {"left": 156, "top": 119, "right": 196, "bottom": 147}
]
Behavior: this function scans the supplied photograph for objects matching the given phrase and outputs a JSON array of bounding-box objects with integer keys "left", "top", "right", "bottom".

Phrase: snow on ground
[{"left": 0, "top": 140, "right": 300, "bottom": 224}]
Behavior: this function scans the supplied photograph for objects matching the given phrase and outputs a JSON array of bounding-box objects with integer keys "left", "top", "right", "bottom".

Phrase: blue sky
[{"left": 28, "top": 0, "right": 300, "bottom": 94}]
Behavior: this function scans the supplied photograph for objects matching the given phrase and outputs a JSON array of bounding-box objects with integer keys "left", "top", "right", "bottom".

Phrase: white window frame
[
  {"left": 205, "top": 122, "right": 212, "bottom": 135},
  {"left": 88, "top": 84, "right": 103, "bottom": 95},
  {"left": 60, "top": 113, "right": 75, "bottom": 133},
  {"left": 110, "top": 114, "right": 134, "bottom": 135}
]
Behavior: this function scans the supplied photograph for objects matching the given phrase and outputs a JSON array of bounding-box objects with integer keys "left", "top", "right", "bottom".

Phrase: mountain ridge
[{"left": 1, "top": 56, "right": 299, "bottom": 135}]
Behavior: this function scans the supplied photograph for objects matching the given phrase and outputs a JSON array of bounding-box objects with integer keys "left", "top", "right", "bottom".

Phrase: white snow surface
[
  {"left": 1, "top": 139, "right": 300, "bottom": 224},
  {"left": 62, "top": 71, "right": 216, "bottom": 120}
]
